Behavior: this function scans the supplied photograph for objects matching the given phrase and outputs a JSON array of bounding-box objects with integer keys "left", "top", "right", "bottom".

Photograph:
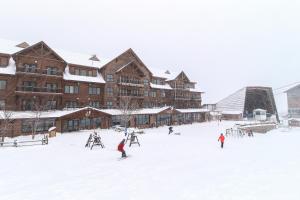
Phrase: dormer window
[{"left": 0, "top": 57, "right": 8, "bottom": 67}]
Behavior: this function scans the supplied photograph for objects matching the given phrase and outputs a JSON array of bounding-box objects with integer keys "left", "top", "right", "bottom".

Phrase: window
[
  {"left": 151, "top": 91, "right": 156, "bottom": 97},
  {"left": 161, "top": 90, "right": 165, "bottom": 97},
  {"left": 46, "top": 83, "right": 58, "bottom": 92},
  {"left": 65, "top": 101, "right": 78, "bottom": 108},
  {"left": 136, "top": 115, "right": 150, "bottom": 125},
  {"left": 23, "top": 63, "right": 37, "bottom": 73},
  {"left": 107, "top": 74, "right": 113, "bottom": 82},
  {"left": 144, "top": 79, "right": 149, "bottom": 85},
  {"left": 0, "top": 100, "right": 5, "bottom": 109},
  {"left": 144, "top": 90, "right": 148, "bottom": 97},
  {"left": 88, "top": 87, "right": 101, "bottom": 95},
  {"left": 106, "top": 87, "right": 113, "bottom": 96},
  {"left": 22, "top": 81, "right": 37, "bottom": 91},
  {"left": 107, "top": 101, "right": 113, "bottom": 108},
  {"left": 46, "top": 67, "right": 58, "bottom": 75},
  {"left": 22, "top": 99, "right": 35, "bottom": 111},
  {"left": 89, "top": 101, "right": 100, "bottom": 108},
  {"left": 0, "top": 57, "right": 7, "bottom": 67},
  {"left": 80, "top": 69, "right": 87, "bottom": 76},
  {"left": 75, "top": 69, "right": 80, "bottom": 75},
  {"left": 46, "top": 100, "right": 57, "bottom": 110},
  {"left": 22, "top": 119, "right": 55, "bottom": 133},
  {"left": 0, "top": 80, "right": 6, "bottom": 90},
  {"left": 88, "top": 71, "right": 93, "bottom": 77},
  {"left": 64, "top": 85, "right": 79, "bottom": 94}
]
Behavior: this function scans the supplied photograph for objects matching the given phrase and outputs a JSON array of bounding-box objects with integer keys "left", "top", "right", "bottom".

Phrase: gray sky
[{"left": 1, "top": 0, "right": 300, "bottom": 113}]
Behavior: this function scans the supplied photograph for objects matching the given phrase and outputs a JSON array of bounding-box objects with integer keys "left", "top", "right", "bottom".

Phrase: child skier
[
  {"left": 168, "top": 126, "right": 173, "bottom": 135},
  {"left": 118, "top": 139, "right": 127, "bottom": 158},
  {"left": 218, "top": 133, "right": 225, "bottom": 148}
]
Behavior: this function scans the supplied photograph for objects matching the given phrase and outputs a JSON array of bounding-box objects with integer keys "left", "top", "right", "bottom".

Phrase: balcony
[
  {"left": 15, "top": 86, "right": 63, "bottom": 95},
  {"left": 118, "top": 79, "right": 144, "bottom": 87},
  {"left": 119, "top": 93, "right": 144, "bottom": 98},
  {"left": 16, "top": 67, "right": 63, "bottom": 77}
]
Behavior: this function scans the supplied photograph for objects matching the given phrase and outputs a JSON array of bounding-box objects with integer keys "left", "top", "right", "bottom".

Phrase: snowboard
[{"left": 117, "top": 155, "right": 131, "bottom": 161}]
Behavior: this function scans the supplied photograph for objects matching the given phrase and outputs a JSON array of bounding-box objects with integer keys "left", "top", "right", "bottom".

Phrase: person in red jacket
[
  {"left": 218, "top": 133, "right": 225, "bottom": 148},
  {"left": 118, "top": 139, "right": 127, "bottom": 158}
]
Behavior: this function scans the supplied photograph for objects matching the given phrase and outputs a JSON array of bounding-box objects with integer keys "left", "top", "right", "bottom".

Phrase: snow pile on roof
[
  {"left": 0, "top": 58, "right": 16, "bottom": 75},
  {"left": 216, "top": 88, "right": 247, "bottom": 114},
  {"left": 0, "top": 38, "right": 29, "bottom": 55},
  {"left": 150, "top": 83, "right": 172, "bottom": 90},
  {"left": 63, "top": 66, "right": 105, "bottom": 83},
  {"left": 55, "top": 49, "right": 110, "bottom": 68},
  {"left": 177, "top": 108, "right": 209, "bottom": 113},
  {"left": 148, "top": 67, "right": 180, "bottom": 80}
]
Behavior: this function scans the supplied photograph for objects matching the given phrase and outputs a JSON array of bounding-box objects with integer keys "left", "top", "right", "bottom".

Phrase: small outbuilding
[{"left": 253, "top": 109, "right": 267, "bottom": 121}]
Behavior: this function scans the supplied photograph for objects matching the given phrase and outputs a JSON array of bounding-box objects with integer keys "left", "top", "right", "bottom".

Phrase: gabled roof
[
  {"left": 13, "top": 41, "right": 66, "bottom": 63},
  {"left": 100, "top": 48, "right": 153, "bottom": 75}
]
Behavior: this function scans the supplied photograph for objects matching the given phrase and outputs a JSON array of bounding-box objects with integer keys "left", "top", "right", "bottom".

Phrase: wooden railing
[{"left": 16, "top": 86, "right": 63, "bottom": 93}]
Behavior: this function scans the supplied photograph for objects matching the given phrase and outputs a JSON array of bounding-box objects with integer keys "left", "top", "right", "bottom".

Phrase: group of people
[{"left": 103, "top": 126, "right": 253, "bottom": 158}]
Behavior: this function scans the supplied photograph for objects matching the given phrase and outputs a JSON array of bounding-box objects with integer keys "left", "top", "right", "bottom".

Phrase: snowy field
[{"left": 1, "top": 121, "right": 300, "bottom": 200}]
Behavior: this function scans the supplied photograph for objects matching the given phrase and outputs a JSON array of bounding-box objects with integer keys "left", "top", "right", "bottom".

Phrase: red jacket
[
  {"left": 218, "top": 135, "right": 225, "bottom": 143},
  {"left": 118, "top": 141, "right": 125, "bottom": 152}
]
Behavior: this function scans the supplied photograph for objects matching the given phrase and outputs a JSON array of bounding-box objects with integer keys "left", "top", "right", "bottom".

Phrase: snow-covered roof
[
  {"left": 0, "top": 38, "right": 30, "bottom": 55},
  {"left": 0, "top": 58, "right": 16, "bottom": 75},
  {"left": 220, "top": 110, "right": 243, "bottom": 115},
  {"left": 0, "top": 107, "right": 112, "bottom": 120},
  {"left": 216, "top": 88, "right": 247, "bottom": 113},
  {"left": 98, "top": 107, "right": 171, "bottom": 116},
  {"left": 150, "top": 83, "right": 172, "bottom": 90},
  {"left": 177, "top": 109, "right": 209, "bottom": 113},
  {"left": 55, "top": 49, "right": 110, "bottom": 68},
  {"left": 63, "top": 66, "right": 105, "bottom": 83},
  {"left": 0, "top": 38, "right": 110, "bottom": 69},
  {"left": 253, "top": 108, "right": 267, "bottom": 112},
  {"left": 148, "top": 67, "right": 180, "bottom": 80},
  {"left": 289, "top": 118, "right": 300, "bottom": 122}
]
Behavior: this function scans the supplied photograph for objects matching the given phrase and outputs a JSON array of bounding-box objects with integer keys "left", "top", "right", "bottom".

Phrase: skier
[
  {"left": 218, "top": 133, "right": 225, "bottom": 148},
  {"left": 85, "top": 134, "right": 93, "bottom": 148},
  {"left": 168, "top": 126, "right": 173, "bottom": 135},
  {"left": 117, "top": 139, "right": 127, "bottom": 158}
]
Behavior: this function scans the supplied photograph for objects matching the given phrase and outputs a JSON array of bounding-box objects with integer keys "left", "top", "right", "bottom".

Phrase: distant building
[
  {"left": 285, "top": 84, "right": 300, "bottom": 118},
  {"left": 216, "top": 86, "right": 279, "bottom": 121}
]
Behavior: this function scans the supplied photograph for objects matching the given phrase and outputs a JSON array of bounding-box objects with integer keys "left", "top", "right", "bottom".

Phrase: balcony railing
[
  {"left": 119, "top": 93, "right": 143, "bottom": 97},
  {"left": 16, "top": 67, "right": 63, "bottom": 77},
  {"left": 16, "top": 86, "right": 63, "bottom": 94},
  {"left": 118, "top": 79, "right": 144, "bottom": 87}
]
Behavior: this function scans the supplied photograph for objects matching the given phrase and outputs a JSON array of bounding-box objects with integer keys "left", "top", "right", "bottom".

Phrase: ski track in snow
[{"left": 0, "top": 121, "right": 300, "bottom": 200}]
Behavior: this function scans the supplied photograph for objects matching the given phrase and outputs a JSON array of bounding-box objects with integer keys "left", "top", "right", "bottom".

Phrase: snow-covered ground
[{"left": 1, "top": 121, "right": 300, "bottom": 200}]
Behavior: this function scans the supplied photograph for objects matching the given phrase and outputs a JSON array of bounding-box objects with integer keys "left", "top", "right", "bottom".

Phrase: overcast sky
[{"left": 1, "top": 0, "right": 300, "bottom": 113}]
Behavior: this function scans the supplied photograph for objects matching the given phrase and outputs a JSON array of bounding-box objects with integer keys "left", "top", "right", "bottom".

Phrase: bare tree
[
  {"left": 30, "top": 94, "right": 56, "bottom": 140},
  {"left": 119, "top": 97, "right": 139, "bottom": 128},
  {"left": 0, "top": 108, "right": 14, "bottom": 145}
]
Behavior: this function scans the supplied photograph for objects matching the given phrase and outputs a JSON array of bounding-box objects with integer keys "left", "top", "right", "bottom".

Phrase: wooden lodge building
[{"left": 0, "top": 39, "right": 207, "bottom": 137}]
